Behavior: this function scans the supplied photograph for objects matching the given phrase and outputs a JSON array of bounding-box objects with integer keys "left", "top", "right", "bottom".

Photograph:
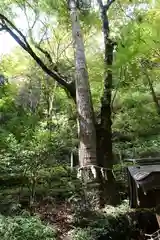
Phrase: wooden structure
[
  {"left": 126, "top": 158, "right": 160, "bottom": 239},
  {"left": 127, "top": 164, "right": 160, "bottom": 208}
]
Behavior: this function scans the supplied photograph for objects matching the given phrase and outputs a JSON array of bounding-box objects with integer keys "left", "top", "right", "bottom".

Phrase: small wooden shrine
[
  {"left": 127, "top": 158, "right": 160, "bottom": 239},
  {"left": 127, "top": 164, "right": 160, "bottom": 208}
]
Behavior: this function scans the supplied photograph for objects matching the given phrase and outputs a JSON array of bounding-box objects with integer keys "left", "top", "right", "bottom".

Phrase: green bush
[
  {"left": 0, "top": 215, "right": 57, "bottom": 240},
  {"left": 72, "top": 228, "right": 93, "bottom": 240},
  {"left": 71, "top": 201, "right": 137, "bottom": 240}
]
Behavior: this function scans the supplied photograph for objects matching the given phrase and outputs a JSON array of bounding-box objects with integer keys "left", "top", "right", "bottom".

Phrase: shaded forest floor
[
  {"left": 0, "top": 186, "right": 158, "bottom": 240},
  {"left": 0, "top": 166, "right": 159, "bottom": 240},
  {"left": 36, "top": 201, "right": 73, "bottom": 239}
]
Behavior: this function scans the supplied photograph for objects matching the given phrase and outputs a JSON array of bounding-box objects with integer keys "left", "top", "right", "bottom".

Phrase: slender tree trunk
[
  {"left": 142, "top": 68, "right": 160, "bottom": 115},
  {"left": 97, "top": 0, "right": 120, "bottom": 205},
  {"left": 69, "top": 0, "right": 98, "bottom": 183}
]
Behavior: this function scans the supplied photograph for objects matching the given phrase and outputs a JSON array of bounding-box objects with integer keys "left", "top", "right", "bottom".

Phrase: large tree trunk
[
  {"left": 69, "top": 0, "right": 97, "bottom": 167},
  {"left": 69, "top": 1, "right": 101, "bottom": 205},
  {"left": 97, "top": 0, "right": 120, "bottom": 206}
]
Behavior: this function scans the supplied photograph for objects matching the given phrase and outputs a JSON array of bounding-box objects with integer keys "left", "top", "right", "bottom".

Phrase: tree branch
[
  {"left": 0, "top": 13, "right": 76, "bottom": 100},
  {"left": 97, "top": 0, "right": 103, "bottom": 9},
  {"left": 0, "top": 25, "right": 6, "bottom": 31},
  {"left": 111, "top": 67, "right": 122, "bottom": 109},
  {"left": 97, "top": 0, "right": 115, "bottom": 39},
  {"left": 117, "top": 0, "right": 134, "bottom": 20},
  {"left": 22, "top": 7, "right": 73, "bottom": 83},
  {"left": 141, "top": 60, "right": 160, "bottom": 115},
  {"left": 22, "top": 4, "right": 53, "bottom": 66},
  {"left": 104, "top": 0, "right": 116, "bottom": 11},
  {"left": 31, "top": 40, "right": 54, "bottom": 66},
  {"left": 97, "top": 0, "right": 115, "bottom": 12},
  {"left": 0, "top": 13, "right": 28, "bottom": 45}
]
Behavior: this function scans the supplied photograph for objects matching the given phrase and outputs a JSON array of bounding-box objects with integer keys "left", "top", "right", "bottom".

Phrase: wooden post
[
  {"left": 156, "top": 214, "right": 160, "bottom": 228},
  {"left": 70, "top": 151, "right": 74, "bottom": 171},
  {"left": 156, "top": 205, "right": 160, "bottom": 228}
]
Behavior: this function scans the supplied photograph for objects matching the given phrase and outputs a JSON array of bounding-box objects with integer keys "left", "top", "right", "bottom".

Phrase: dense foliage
[{"left": 0, "top": 215, "right": 57, "bottom": 240}]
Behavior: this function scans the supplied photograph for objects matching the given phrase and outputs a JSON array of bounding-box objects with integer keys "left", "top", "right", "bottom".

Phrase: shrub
[
  {"left": 0, "top": 215, "right": 57, "bottom": 240},
  {"left": 72, "top": 228, "right": 93, "bottom": 240},
  {"left": 71, "top": 201, "right": 138, "bottom": 240}
]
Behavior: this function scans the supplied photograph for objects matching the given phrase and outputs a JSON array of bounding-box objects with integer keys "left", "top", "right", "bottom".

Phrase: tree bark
[
  {"left": 69, "top": 0, "right": 103, "bottom": 207},
  {"left": 69, "top": 0, "right": 97, "bottom": 169},
  {"left": 97, "top": 0, "right": 120, "bottom": 206}
]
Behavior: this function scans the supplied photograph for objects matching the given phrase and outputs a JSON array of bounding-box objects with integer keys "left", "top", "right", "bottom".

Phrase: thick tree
[
  {"left": 68, "top": 0, "right": 103, "bottom": 206},
  {"left": 96, "top": 0, "right": 120, "bottom": 205},
  {"left": 69, "top": 0, "right": 97, "bottom": 168}
]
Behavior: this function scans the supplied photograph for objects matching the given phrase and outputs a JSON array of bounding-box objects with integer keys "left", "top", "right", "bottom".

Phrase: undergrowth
[{"left": 0, "top": 215, "right": 57, "bottom": 240}]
